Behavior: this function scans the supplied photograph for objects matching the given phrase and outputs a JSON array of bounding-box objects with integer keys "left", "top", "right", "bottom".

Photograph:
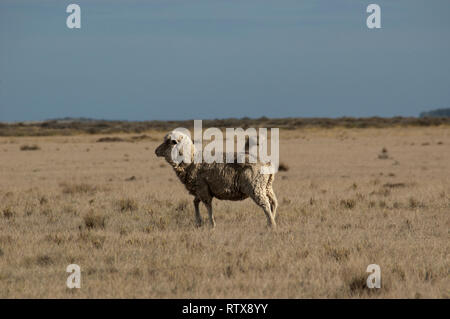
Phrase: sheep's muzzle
[{"left": 155, "top": 143, "right": 166, "bottom": 157}]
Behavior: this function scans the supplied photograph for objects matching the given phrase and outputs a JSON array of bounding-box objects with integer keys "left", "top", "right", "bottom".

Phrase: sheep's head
[{"left": 155, "top": 130, "right": 194, "bottom": 166}]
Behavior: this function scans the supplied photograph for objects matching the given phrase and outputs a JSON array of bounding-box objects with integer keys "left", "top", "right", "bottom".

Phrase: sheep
[{"left": 155, "top": 130, "right": 278, "bottom": 228}]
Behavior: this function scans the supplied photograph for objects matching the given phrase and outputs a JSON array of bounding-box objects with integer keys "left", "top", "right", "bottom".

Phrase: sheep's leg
[
  {"left": 267, "top": 188, "right": 278, "bottom": 220},
  {"left": 204, "top": 201, "right": 215, "bottom": 228},
  {"left": 193, "top": 198, "right": 202, "bottom": 227},
  {"left": 250, "top": 192, "right": 276, "bottom": 228},
  {"left": 197, "top": 181, "right": 215, "bottom": 227}
]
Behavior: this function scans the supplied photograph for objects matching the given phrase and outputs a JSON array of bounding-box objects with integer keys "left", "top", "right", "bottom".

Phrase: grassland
[{"left": 0, "top": 125, "right": 449, "bottom": 298}]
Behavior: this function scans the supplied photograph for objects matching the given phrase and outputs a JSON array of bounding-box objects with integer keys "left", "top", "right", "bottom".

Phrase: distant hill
[
  {"left": 2, "top": 116, "right": 450, "bottom": 137},
  {"left": 46, "top": 117, "right": 114, "bottom": 123},
  {"left": 420, "top": 108, "right": 450, "bottom": 118}
]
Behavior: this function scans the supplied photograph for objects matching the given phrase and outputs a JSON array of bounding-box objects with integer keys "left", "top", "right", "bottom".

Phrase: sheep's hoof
[
  {"left": 266, "top": 222, "right": 277, "bottom": 229},
  {"left": 195, "top": 221, "right": 203, "bottom": 228}
]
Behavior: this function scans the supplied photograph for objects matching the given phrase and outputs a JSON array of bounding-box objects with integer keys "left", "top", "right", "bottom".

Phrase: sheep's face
[{"left": 155, "top": 130, "right": 194, "bottom": 165}]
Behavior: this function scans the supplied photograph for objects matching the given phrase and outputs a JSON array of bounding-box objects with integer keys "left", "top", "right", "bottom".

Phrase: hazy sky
[{"left": 1, "top": 0, "right": 449, "bottom": 122}]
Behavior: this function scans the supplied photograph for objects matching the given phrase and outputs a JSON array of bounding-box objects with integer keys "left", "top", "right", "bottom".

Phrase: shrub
[
  {"left": 409, "top": 197, "right": 425, "bottom": 209},
  {"left": 83, "top": 212, "right": 106, "bottom": 229},
  {"left": 36, "top": 255, "right": 53, "bottom": 266},
  {"left": 2, "top": 207, "right": 15, "bottom": 219},
  {"left": 378, "top": 147, "right": 389, "bottom": 159},
  {"left": 96, "top": 137, "right": 124, "bottom": 143},
  {"left": 278, "top": 163, "right": 289, "bottom": 172},
  {"left": 383, "top": 183, "right": 406, "bottom": 188},
  {"left": 117, "top": 198, "right": 138, "bottom": 212},
  {"left": 20, "top": 144, "right": 40, "bottom": 151},
  {"left": 340, "top": 199, "right": 356, "bottom": 209}
]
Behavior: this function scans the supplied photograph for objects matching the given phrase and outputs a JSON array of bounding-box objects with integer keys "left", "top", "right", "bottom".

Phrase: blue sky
[{"left": 1, "top": 0, "right": 449, "bottom": 122}]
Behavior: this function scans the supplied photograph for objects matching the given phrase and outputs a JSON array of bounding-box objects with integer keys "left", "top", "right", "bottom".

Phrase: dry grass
[
  {"left": 60, "top": 183, "right": 98, "bottom": 195},
  {"left": 116, "top": 198, "right": 139, "bottom": 212},
  {"left": 0, "top": 126, "right": 449, "bottom": 298}
]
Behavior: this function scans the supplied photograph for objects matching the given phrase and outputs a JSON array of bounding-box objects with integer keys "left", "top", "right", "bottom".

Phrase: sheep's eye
[{"left": 171, "top": 140, "right": 177, "bottom": 145}]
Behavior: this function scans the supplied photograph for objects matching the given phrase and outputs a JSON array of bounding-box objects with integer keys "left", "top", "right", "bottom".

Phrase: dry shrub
[
  {"left": 36, "top": 255, "right": 53, "bottom": 267},
  {"left": 278, "top": 163, "right": 289, "bottom": 172},
  {"left": 83, "top": 212, "right": 105, "bottom": 229},
  {"left": 96, "top": 136, "right": 124, "bottom": 143},
  {"left": 378, "top": 147, "right": 389, "bottom": 159},
  {"left": 2, "top": 207, "right": 15, "bottom": 219},
  {"left": 117, "top": 198, "right": 138, "bottom": 212},
  {"left": 340, "top": 199, "right": 356, "bottom": 209},
  {"left": 370, "top": 188, "right": 391, "bottom": 197},
  {"left": 61, "top": 183, "right": 97, "bottom": 195},
  {"left": 347, "top": 274, "right": 370, "bottom": 296},
  {"left": 175, "top": 199, "right": 190, "bottom": 212},
  {"left": 20, "top": 144, "right": 40, "bottom": 151},
  {"left": 38, "top": 195, "right": 48, "bottom": 205},
  {"left": 408, "top": 197, "right": 425, "bottom": 209},
  {"left": 341, "top": 268, "right": 382, "bottom": 297},
  {"left": 383, "top": 182, "right": 406, "bottom": 188}
]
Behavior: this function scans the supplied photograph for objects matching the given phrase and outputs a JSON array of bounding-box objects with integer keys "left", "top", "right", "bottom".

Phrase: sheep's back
[{"left": 197, "top": 162, "right": 260, "bottom": 200}]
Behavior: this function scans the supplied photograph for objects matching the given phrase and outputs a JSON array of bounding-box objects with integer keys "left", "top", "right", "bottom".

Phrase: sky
[{"left": 1, "top": 0, "right": 449, "bottom": 122}]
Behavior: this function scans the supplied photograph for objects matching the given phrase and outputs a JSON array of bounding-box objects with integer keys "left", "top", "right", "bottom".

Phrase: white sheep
[{"left": 155, "top": 130, "right": 278, "bottom": 227}]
